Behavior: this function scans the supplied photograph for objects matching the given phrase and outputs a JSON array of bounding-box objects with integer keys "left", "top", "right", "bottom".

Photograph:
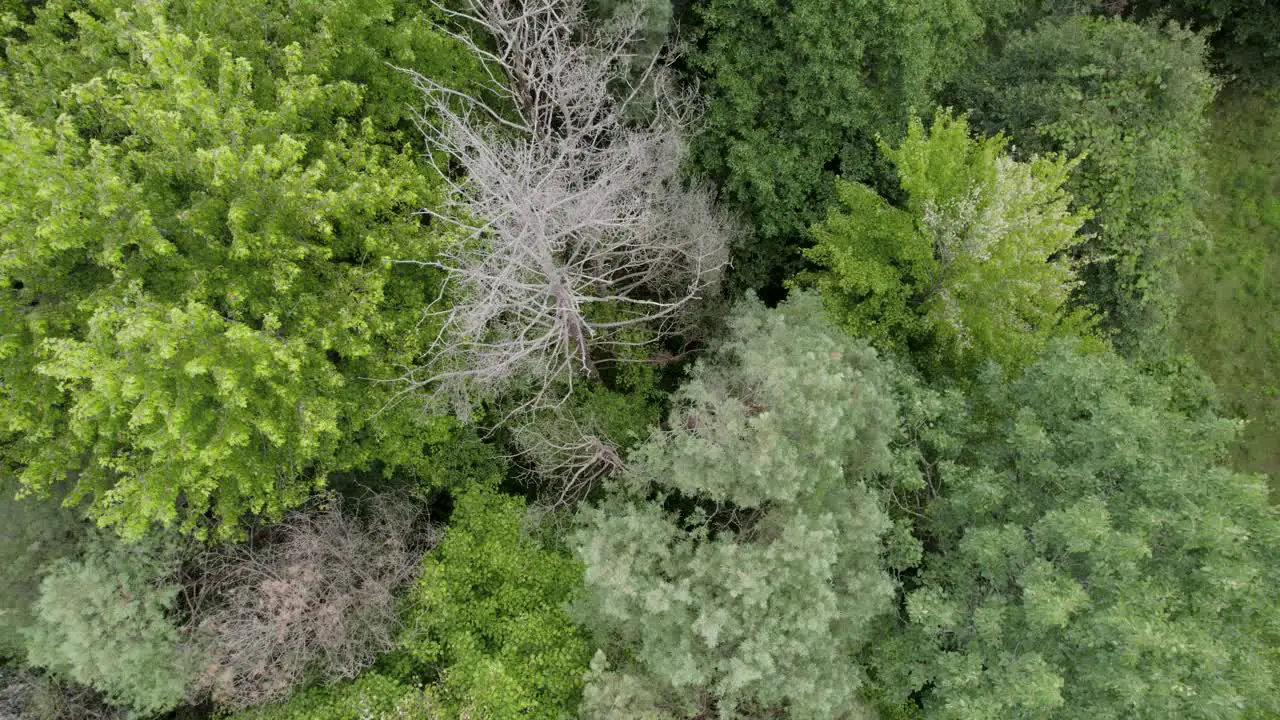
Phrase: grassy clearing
[{"left": 1176, "top": 87, "right": 1280, "bottom": 488}]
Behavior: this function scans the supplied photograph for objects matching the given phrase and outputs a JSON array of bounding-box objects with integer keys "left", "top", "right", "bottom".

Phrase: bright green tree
[
  {"left": 958, "top": 16, "right": 1216, "bottom": 350},
  {"left": 23, "top": 530, "right": 191, "bottom": 715},
  {"left": 573, "top": 293, "right": 899, "bottom": 718},
  {"left": 869, "top": 344, "right": 1280, "bottom": 718},
  {"left": 0, "top": 0, "right": 480, "bottom": 538},
  {"left": 233, "top": 673, "right": 441, "bottom": 720},
  {"left": 687, "top": 0, "right": 1020, "bottom": 291},
  {"left": 398, "top": 484, "right": 590, "bottom": 719},
  {"left": 801, "top": 112, "right": 1096, "bottom": 374}
]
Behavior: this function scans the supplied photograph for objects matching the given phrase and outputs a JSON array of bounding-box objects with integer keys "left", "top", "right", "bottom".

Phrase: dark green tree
[
  {"left": 687, "top": 0, "right": 1021, "bottom": 291},
  {"left": 870, "top": 344, "right": 1280, "bottom": 718},
  {"left": 958, "top": 15, "right": 1216, "bottom": 350},
  {"left": 0, "top": 0, "right": 482, "bottom": 538},
  {"left": 1129, "top": 0, "right": 1280, "bottom": 85}
]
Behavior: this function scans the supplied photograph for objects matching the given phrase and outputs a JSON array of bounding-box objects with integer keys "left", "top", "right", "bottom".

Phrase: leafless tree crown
[
  {"left": 187, "top": 497, "right": 434, "bottom": 710},
  {"left": 395, "top": 0, "right": 730, "bottom": 419}
]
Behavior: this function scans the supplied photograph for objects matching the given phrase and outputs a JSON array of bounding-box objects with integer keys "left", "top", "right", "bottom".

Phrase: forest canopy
[{"left": 1, "top": 0, "right": 1277, "bottom": 718}]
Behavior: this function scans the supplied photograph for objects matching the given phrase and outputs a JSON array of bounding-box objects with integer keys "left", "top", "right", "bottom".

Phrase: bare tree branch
[
  {"left": 393, "top": 0, "right": 731, "bottom": 422},
  {"left": 510, "top": 409, "right": 625, "bottom": 510}
]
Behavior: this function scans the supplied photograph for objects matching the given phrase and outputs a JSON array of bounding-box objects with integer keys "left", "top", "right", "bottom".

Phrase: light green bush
[{"left": 23, "top": 531, "right": 190, "bottom": 715}]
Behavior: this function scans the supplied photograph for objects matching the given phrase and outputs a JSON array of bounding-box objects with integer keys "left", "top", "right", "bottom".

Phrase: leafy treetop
[
  {"left": 801, "top": 112, "right": 1097, "bottom": 375},
  {"left": 870, "top": 343, "right": 1280, "bottom": 718},
  {"left": 0, "top": 0, "right": 481, "bottom": 539}
]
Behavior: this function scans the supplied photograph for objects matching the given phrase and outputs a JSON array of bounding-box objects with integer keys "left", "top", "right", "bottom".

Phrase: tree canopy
[
  {"left": 958, "top": 15, "right": 1216, "bottom": 350},
  {"left": 1, "top": 0, "right": 1277, "bottom": 718},
  {"left": 687, "top": 0, "right": 1019, "bottom": 291},
  {"left": 871, "top": 344, "right": 1280, "bottom": 718},
  {"left": 0, "top": 0, "right": 479, "bottom": 538},
  {"left": 801, "top": 112, "right": 1096, "bottom": 373}
]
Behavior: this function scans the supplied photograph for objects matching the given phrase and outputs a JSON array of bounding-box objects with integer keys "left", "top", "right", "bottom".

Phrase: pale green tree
[
  {"left": 0, "top": 478, "right": 84, "bottom": 659},
  {"left": 23, "top": 531, "right": 191, "bottom": 715},
  {"left": 573, "top": 292, "right": 899, "bottom": 718}
]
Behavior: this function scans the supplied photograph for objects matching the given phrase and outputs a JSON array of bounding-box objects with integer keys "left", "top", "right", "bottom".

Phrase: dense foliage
[
  {"left": 0, "top": 0, "right": 476, "bottom": 539},
  {"left": 399, "top": 484, "right": 590, "bottom": 719},
  {"left": 232, "top": 673, "right": 438, "bottom": 720},
  {"left": 871, "top": 344, "right": 1280, "bottom": 718},
  {"left": 2, "top": 0, "right": 1278, "bottom": 718},
  {"left": 958, "top": 15, "right": 1215, "bottom": 349},
  {"left": 1175, "top": 88, "right": 1280, "bottom": 481},
  {"left": 687, "top": 0, "right": 1018, "bottom": 290},
  {"left": 574, "top": 293, "right": 898, "bottom": 718},
  {"left": 801, "top": 112, "right": 1095, "bottom": 373}
]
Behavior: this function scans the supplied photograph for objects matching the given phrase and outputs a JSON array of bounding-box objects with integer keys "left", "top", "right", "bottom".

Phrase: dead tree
[
  {"left": 394, "top": 0, "right": 730, "bottom": 420},
  {"left": 187, "top": 497, "right": 434, "bottom": 710}
]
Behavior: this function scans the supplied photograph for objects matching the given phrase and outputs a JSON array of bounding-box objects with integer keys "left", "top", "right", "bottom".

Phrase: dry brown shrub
[{"left": 188, "top": 496, "right": 435, "bottom": 710}]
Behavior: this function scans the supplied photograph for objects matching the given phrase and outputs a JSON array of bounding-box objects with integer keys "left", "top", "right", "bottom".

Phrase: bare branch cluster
[
  {"left": 395, "top": 0, "right": 730, "bottom": 419},
  {"left": 187, "top": 497, "right": 435, "bottom": 710},
  {"left": 511, "top": 410, "right": 625, "bottom": 510}
]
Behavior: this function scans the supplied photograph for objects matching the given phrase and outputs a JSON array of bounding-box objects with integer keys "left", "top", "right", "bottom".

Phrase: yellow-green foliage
[
  {"left": 232, "top": 673, "right": 439, "bottom": 720},
  {"left": 399, "top": 485, "right": 589, "bottom": 719},
  {"left": 802, "top": 112, "right": 1096, "bottom": 373},
  {"left": 0, "top": 0, "right": 482, "bottom": 538}
]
